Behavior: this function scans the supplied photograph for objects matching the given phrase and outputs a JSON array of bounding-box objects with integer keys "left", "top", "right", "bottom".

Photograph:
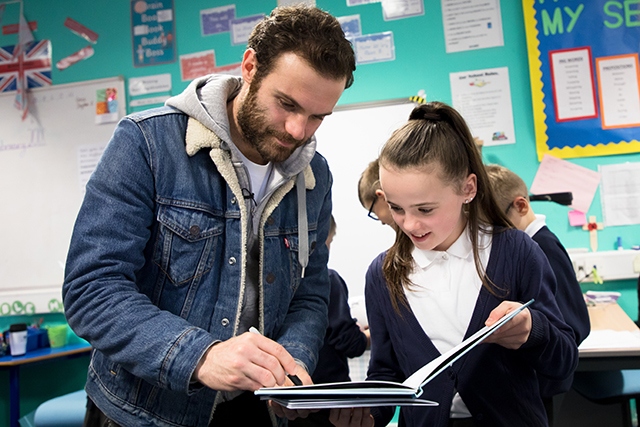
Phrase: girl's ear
[
  {"left": 375, "top": 189, "right": 386, "bottom": 200},
  {"left": 463, "top": 173, "right": 477, "bottom": 201}
]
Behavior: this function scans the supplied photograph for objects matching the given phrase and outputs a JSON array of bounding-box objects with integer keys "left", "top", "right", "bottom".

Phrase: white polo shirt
[{"left": 405, "top": 226, "right": 492, "bottom": 418}]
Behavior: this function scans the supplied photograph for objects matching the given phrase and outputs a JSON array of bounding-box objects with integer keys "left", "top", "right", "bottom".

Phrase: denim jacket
[{"left": 62, "top": 101, "right": 332, "bottom": 426}]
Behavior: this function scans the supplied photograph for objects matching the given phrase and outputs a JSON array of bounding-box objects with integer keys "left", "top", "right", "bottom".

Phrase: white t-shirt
[
  {"left": 405, "top": 226, "right": 492, "bottom": 418},
  {"left": 236, "top": 149, "right": 273, "bottom": 203}
]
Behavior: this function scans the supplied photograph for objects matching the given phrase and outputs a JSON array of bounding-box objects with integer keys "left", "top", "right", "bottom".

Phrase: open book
[{"left": 255, "top": 299, "right": 534, "bottom": 409}]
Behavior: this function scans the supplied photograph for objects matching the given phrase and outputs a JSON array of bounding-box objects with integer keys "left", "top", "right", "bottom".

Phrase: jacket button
[
  {"left": 267, "top": 216, "right": 275, "bottom": 225},
  {"left": 189, "top": 225, "right": 200, "bottom": 237},
  {"left": 266, "top": 273, "right": 276, "bottom": 284},
  {"left": 221, "top": 318, "right": 229, "bottom": 326},
  {"left": 228, "top": 257, "right": 236, "bottom": 265},
  {"left": 231, "top": 197, "right": 237, "bottom": 204}
]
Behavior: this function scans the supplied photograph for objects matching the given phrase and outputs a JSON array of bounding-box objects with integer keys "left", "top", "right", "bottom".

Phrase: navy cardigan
[
  {"left": 365, "top": 228, "right": 578, "bottom": 427},
  {"left": 532, "top": 226, "right": 590, "bottom": 398}
]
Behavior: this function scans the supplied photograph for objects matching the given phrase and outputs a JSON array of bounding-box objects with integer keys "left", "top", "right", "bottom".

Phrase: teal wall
[
  {"left": 1, "top": 1, "right": 639, "bottom": 425},
  {"left": 2, "top": 2, "right": 638, "bottom": 250}
]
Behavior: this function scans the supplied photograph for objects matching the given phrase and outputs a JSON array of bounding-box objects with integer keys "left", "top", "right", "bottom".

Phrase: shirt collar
[
  {"left": 412, "top": 226, "right": 474, "bottom": 269},
  {"left": 524, "top": 214, "right": 546, "bottom": 238}
]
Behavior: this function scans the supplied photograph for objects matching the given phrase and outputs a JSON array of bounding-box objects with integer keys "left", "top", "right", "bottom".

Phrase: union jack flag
[{"left": 0, "top": 39, "right": 52, "bottom": 94}]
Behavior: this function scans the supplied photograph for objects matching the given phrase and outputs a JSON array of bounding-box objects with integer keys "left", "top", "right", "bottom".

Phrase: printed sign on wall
[{"left": 131, "top": 0, "right": 176, "bottom": 67}]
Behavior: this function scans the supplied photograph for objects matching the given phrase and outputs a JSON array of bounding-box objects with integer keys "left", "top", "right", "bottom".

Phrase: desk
[
  {"left": 579, "top": 303, "right": 640, "bottom": 371},
  {"left": 0, "top": 343, "right": 91, "bottom": 427},
  {"left": 556, "top": 303, "right": 640, "bottom": 427}
]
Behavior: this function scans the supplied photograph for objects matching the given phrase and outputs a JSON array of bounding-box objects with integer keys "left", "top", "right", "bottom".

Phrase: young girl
[{"left": 329, "top": 102, "right": 578, "bottom": 427}]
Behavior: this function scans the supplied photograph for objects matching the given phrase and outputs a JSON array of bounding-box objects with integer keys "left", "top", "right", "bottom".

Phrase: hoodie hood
[{"left": 165, "top": 74, "right": 317, "bottom": 179}]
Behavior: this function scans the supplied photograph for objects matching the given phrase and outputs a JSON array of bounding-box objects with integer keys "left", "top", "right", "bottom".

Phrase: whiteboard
[
  {"left": 0, "top": 77, "right": 126, "bottom": 315},
  {"left": 315, "top": 99, "right": 416, "bottom": 307}
]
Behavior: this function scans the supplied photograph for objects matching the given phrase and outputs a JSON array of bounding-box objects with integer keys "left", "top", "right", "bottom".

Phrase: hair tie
[{"left": 408, "top": 104, "right": 442, "bottom": 122}]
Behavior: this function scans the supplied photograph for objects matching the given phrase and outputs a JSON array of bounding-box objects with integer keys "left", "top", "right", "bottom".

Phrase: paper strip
[
  {"left": 3, "top": 21, "right": 37, "bottom": 35},
  {"left": 56, "top": 45, "right": 95, "bottom": 70},
  {"left": 64, "top": 17, "right": 99, "bottom": 43}
]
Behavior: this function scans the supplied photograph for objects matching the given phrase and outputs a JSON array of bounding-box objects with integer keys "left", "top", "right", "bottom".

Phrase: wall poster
[
  {"left": 523, "top": 0, "right": 640, "bottom": 160},
  {"left": 131, "top": 0, "right": 176, "bottom": 67}
]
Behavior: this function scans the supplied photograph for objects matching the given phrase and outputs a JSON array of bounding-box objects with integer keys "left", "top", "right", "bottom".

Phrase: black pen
[{"left": 249, "top": 327, "right": 303, "bottom": 386}]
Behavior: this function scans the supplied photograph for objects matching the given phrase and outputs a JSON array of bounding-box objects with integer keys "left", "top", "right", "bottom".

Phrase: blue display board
[{"left": 523, "top": 0, "right": 640, "bottom": 160}]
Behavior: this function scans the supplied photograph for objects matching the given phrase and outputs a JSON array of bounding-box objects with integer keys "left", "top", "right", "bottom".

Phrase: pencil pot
[{"left": 46, "top": 324, "right": 69, "bottom": 348}]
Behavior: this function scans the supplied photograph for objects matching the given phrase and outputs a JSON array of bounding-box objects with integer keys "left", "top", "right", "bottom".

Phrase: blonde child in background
[
  {"left": 485, "top": 164, "right": 590, "bottom": 425},
  {"left": 330, "top": 102, "right": 578, "bottom": 427}
]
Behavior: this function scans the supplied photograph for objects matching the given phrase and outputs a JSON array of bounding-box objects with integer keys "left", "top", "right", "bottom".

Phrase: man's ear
[
  {"left": 241, "top": 49, "right": 258, "bottom": 83},
  {"left": 513, "top": 196, "right": 530, "bottom": 216}
]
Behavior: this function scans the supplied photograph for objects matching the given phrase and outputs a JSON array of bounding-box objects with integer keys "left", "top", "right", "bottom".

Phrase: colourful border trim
[{"left": 521, "top": 0, "right": 640, "bottom": 161}]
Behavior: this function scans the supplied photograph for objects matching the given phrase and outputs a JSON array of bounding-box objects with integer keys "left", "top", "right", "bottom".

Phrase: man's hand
[
  {"left": 193, "top": 331, "right": 300, "bottom": 391},
  {"left": 269, "top": 365, "right": 315, "bottom": 420},
  {"left": 482, "top": 301, "right": 532, "bottom": 350}
]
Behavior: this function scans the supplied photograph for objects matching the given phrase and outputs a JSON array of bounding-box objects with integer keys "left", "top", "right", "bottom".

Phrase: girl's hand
[
  {"left": 329, "top": 407, "right": 374, "bottom": 427},
  {"left": 482, "top": 301, "right": 532, "bottom": 349}
]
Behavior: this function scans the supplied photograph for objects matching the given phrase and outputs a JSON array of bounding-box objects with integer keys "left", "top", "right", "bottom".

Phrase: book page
[{"left": 256, "top": 299, "right": 533, "bottom": 404}]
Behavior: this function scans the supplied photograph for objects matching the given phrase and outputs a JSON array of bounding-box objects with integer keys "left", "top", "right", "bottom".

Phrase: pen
[{"left": 249, "top": 326, "right": 303, "bottom": 386}]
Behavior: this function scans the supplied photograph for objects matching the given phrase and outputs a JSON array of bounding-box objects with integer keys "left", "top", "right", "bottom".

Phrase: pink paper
[
  {"left": 56, "top": 45, "right": 94, "bottom": 70},
  {"left": 530, "top": 154, "right": 601, "bottom": 214},
  {"left": 568, "top": 210, "right": 587, "bottom": 227}
]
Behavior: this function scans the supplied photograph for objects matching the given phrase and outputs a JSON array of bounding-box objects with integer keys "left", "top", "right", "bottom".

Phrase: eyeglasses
[
  {"left": 367, "top": 198, "right": 379, "bottom": 221},
  {"left": 505, "top": 202, "right": 514, "bottom": 215}
]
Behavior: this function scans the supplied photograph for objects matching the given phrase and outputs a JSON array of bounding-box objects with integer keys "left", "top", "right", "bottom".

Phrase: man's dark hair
[{"left": 248, "top": 5, "right": 355, "bottom": 88}]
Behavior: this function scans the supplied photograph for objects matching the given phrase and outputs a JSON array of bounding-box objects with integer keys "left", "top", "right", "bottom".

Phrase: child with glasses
[
  {"left": 358, "top": 159, "right": 395, "bottom": 227},
  {"left": 329, "top": 102, "right": 578, "bottom": 427},
  {"left": 485, "top": 163, "right": 590, "bottom": 424}
]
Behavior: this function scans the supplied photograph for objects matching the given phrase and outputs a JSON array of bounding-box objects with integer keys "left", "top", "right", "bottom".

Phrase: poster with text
[
  {"left": 450, "top": 67, "right": 515, "bottom": 147},
  {"left": 131, "top": 0, "right": 176, "bottom": 67},
  {"left": 523, "top": 0, "right": 640, "bottom": 160}
]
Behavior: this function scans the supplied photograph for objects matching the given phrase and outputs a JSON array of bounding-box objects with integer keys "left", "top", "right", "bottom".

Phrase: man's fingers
[{"left": 248, "top": 332, "right": 299, "bottom": 383}]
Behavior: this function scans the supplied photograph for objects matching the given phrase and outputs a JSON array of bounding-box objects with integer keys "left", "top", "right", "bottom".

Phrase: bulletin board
[
  {"left": 314, "top": 98, "right": 416, "bottom": 299},
  {"left": 523, "top": 0, "right": 640, "bottom": 160},
  {"left": 0, "top": 76, "right": 125, "bottom": 315}
]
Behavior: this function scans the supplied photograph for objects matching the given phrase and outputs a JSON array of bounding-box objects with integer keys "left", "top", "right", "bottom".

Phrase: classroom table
[
  {"left": 578, "top": 302, "right": 640, "bottom": 371},
  {"left": 555, "top": 302, "right": 640, "bottom": 427},
  {"left": 0, "top": 342, "right": 92, "bottom": 427}
]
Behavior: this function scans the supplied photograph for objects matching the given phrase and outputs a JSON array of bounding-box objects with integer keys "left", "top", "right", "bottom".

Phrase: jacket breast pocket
[
  {"left": 154, "top": 204, "right": 224, "bottom": 286},
  {"left": 283, "top": 231, "right": 318, "bottom": 291}
]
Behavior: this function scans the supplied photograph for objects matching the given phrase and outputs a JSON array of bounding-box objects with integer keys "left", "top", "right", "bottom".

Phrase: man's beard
[{"left": 236, "top": 84, "right": 306, "bottom": 163}]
